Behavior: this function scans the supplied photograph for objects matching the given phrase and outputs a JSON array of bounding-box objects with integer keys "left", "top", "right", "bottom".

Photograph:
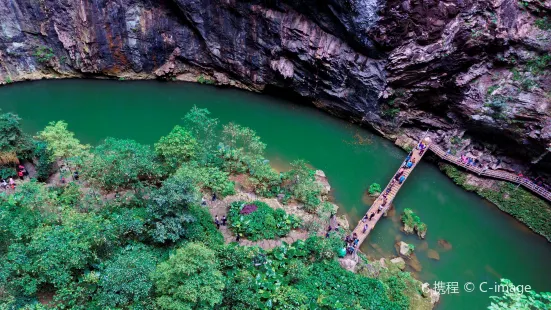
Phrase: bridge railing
[{"left": 429, "top": 145, "right": 551, "bottom": 201}]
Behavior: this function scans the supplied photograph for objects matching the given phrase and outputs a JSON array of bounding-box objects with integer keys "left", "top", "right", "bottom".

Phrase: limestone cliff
[{"left": 0, "top": 0, "right": 550, "bottom": 171}]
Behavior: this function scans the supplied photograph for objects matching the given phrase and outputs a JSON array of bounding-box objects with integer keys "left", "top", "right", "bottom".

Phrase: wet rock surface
[{"left": 1, "top": 0, "right": 550, "bottom": 172}]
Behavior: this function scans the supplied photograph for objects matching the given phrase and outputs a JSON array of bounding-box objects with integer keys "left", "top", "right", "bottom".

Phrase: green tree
[
  {"left": 146, "top": 175, "right": 198, "bottom": 243},
  {"left": 155, "top": 125, "right": 198, "bottom": 168},
  {"left": 0, "top": 111, "right": 34, "bottom": 158},
  {"left": 152, "top": 242, "right": 225, "bottom": 310},
  {"left": 1, "top": 211, "right": 112, "bottom": 296},
  {"left": 488, "top": 279, "right": 551, "bottom": 309},
  {"left": 82, "top": 138, "right": 163, "bottom": 190},
  {"left": 95, "top": 243, "right": 158, "bottom": 309},
  {"left": 35, "top": 121, "right": 89, "bottom": 160},
  {"left": 175, "top": 162, "right": 235, "bottom": 197},
  {"left": 284, "top": 160, "right": 322, "bottom": 212},
  {"left": 182, "top": 106, "right": 218, "bottom": 164},
  {"left": 32, "top": 141, "right": 53, "bottom": 181},
  {"left": 220, "top": 123, "right": 266, "bottom": 173}
]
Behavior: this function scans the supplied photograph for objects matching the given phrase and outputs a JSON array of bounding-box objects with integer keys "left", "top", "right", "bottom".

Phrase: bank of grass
[{"left": 440, "top": 163, "right": 551, "bottom": 241}]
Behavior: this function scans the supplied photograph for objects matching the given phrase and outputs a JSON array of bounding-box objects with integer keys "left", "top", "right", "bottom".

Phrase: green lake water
[{"left": 1, "top": 79, "right": 550, "bottom": 309}]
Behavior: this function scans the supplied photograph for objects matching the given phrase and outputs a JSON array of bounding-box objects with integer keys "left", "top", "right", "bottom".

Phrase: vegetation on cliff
[
  {"left": 0, "top": 108, "right": 417, "bottom": 309},
  {"left": 440, "top": 164, "right": 551, "bottom": 242}
]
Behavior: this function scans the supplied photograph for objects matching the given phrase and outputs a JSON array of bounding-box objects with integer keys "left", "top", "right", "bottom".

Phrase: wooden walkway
[
  {"left": 352, "top": 139, "right": 430, "bottom": 247},
  {"left": 430, "top": 145, "right": 551, "bottom": 201}
]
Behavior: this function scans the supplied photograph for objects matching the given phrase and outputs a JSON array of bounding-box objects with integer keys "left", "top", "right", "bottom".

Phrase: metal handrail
[{"left": 430, "top": 145, "right": 551, "bottom": 201}]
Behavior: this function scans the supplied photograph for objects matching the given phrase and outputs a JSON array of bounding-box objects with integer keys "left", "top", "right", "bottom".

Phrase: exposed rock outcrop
[{"left": 0, "top": 0, "right": 550, "bottom": 173}]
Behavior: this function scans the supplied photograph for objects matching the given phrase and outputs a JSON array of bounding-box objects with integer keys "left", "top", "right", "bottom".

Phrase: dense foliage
[
  {"left": 228, "top": 200, "right": 301, "bottom": 241},
  {"left": 488, "top": 279, "right": 551, "bottom": 309},
  {"left": 282, "top": 160, "right": 322, "bottom": 212},
  {"left": 35, "top": 121, "right": 88, "bottom": 160},
  {"left": 0, "top": 111, "right": 34, "bottom": 159},
  {"left": 440, "top": 164, "right": 551, "bottom": 241},
  {"left": 369, "top": 182, "right": 382, "bottom": 195},
  {"left": 82, "top": 138, "right": 164, "bottom": 190},
  {"left": 155, "top": 125, "right": 198, "bottom": 169},
  {"left": 0, "top": 110, "right": 419, "bottom": 310},
  {"left": 401, "top": 208, "right": 427, "bottom": 237}
]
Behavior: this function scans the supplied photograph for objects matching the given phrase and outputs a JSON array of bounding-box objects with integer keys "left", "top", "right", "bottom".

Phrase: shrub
[
  {"left": 369, "top": 183, "right": 382, "bottom": 195},
  {"left": 33, "top": 141, "right": 53, "bottom": 182},
  {"left": 401, "top": 208, "right": 427, "bottom": 238},
  {"left": 155, "top": 125, "right": 198, "bottom": 168},
  {"left": 175, "top": 162, "right": 235, "bottom": 197},
  {"left": 33, "top": 46, "right": 55, "bottom": 63},
  {"left": 283, "top": 160, "right": 322, "bottom": 213},
  {"left": 228, "top": 200, "right": 301, "bottom": 241},
  {"left": 82, "top": 138, "right": 163, "bottom": 191}
]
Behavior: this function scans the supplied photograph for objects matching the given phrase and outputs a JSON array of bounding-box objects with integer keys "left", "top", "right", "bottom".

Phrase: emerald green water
[{"left": 1, "top": 80, "right": 551, "bottom": 309}]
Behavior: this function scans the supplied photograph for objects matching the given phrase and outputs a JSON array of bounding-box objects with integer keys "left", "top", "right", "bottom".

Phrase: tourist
[
  {"left": 399, "top": 175, "right": 406, "bottom": 184},
  {"left": 412, "top": 158, "right": 416, "bottom": 164},
  {"left": 353, "top": 238, "right": 359, "bottom": 247},
  {"left": 9, "top": 177, "right": 15, "bottom": 190},
  {"left": 362, "top": 214, "right": 368, "bottom": 223},
  {"left": 405, "top": 154, "right": 411, "bottom": 162},
  {"left": 212, "top": 193, "right": 217, "bottom": 201},
  {"left": 419, "top": 148, "right": 425, "bottom": 155},
  {"left": 406, "top": 160, "right": 413, "bottom": 169},
  {"left": 369, "top": 212, "right": 375, "bottom": 220},
  {"left": 73, "top": 171, "right": 79, "bottom": 181},
  {"left": 363, "top": 224, "right": 368, "bottom": 233},
  {"left": 17, "top": 170, "right": 24, "bottom": 180},
  {"left": 394, "top": 171, "right": 403, "bottom": 181},
  {"left": 215, "top": 215, "right": 220, "bottom": 229},
  {"left": 377, "top": 205, "right": 383, "bottom": 214},
  {"left": 222, "top": 215, "right": 227, "bottom": 226},
  {"left": 201, "top": 197, "right": 207, "bottom": 206},
  {"left": 345, "top": 235, "right": 351, "bottom": 243},
  {"left": 353, "top": 232, "right": 357, "bottom": 240},
  {"left": 236, "top": 233, "right": 241, "bottom": 242},
  {"left": 335, "top": 223, "right": 340, "bottom": 231},
  {"left": 0, "top": 179, "right": 6, "bottom": 189}
]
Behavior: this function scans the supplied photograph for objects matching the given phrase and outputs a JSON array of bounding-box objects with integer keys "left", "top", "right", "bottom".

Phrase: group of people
[
  {"left": 0, "top": 177, "right": 16, "bottom": 190},
  {"left": 460, "top": 154, "right": 481, "bottom": 167},
  {"left": 214, "top": 215, "right": 227, "bottom": 229},
  {"left": 344, "top": 232, "right": 360, "bottom": 255},
  {"left": 417, "top": 141, "right": 428, "bottom": 155},
  {"left": 17, "top": 164, "right": 28, "bottom": 180}
]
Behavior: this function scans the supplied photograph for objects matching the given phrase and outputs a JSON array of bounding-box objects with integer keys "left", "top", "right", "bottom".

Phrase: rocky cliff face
[{"left": 0, "top": 0, "right": 550, "bottom": 172}]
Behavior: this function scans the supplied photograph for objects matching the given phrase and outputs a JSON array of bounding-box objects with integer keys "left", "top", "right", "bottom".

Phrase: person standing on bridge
[
  {"left": 363, "top": 223, "right": 369, "bottom": 233},
  {"left": 369, "top": 212, "right": 375, "bottom": 221},
  {"left": 399, "top": 175, "right": 406, "bottom": 184},
  {"left": 362, "top": 214, "right": 368, "bottom": 223}
]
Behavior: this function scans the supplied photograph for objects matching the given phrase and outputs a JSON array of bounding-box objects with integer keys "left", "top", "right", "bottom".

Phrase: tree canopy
[
  {"left": 35, "top": 121, "right": 88, "bottom": 159},
  {"left": 152, "top": 242, "right": 225, "bottom": 310}
]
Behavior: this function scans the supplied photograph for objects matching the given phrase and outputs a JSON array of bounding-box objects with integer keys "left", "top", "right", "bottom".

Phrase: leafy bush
[
  {"left": 82, "top": 138, "right": 163, "bottom": 190},
  {"left": 155, "top": 125, "right": 198, "bottom": 169},
  {"left": 197, "top": 74, "right": 215, "bottom": 85},
  {"left": 248, "top": 160, "right": 282, "bottom": 197},
  {"left": 0, "top": 112, "right": 34, "bottom": 158},
  {"left": 146, "top": 175, "right": 199, "bottom": 244},
  {"left": 228, "top": 200, "right": 301, "bottom": 241},
  {"left": 488, "top": 278, "right": 551, "bottom": 309},
  {"left": 33, "top": 46, "right": 55, "bottom": 63},
  {"left": 283, "top": 160, "right": 322, "bottom": 213},
  {"left": 152, "top": 242, "right": 225, "bottom": 309},
  {"left": 369, "top": 182, "right": 382, "bottom": 195},
  {"left": 33, "top": 141, "right": 53, "bottom": 181},
  {"left": 175, "top": 162, "right": 235, "bottom": 197}
]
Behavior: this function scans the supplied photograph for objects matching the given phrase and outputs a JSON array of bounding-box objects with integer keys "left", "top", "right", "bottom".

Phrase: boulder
[
  {"left": 427, "top": 249, "right": 440, "bottom": 261},
  {"left": 398, "top": 241, "right": 414, "bottom": 257},
  {"left": 314, "top": 170, "right": 331, "bottom": 195},
  {"left": 390, "top": 257, "right": 406, "bottom": 270}
]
